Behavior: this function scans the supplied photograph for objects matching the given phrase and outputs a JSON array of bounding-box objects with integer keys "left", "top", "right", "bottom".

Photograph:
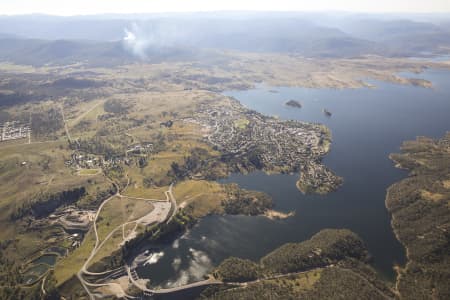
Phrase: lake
[{"left": 136, "top": 69, "right": 450, "bottom": 295}]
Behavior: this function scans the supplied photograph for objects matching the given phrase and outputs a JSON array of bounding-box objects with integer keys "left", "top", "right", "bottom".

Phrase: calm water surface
[
  {"left": 137, "top": 69, "right": 450, "bottom": 296},
  {"left": 32, "top": 254, "right": 58, "bottom": 266}
]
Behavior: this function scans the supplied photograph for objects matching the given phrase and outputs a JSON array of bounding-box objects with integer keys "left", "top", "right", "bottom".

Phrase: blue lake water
[{"left": 138, "top": 69, "right": 450, "bottom": 295}]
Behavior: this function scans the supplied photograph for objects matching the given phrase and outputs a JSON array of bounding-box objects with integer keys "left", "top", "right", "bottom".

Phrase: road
[
  {"left": 59, "top": 104, "right": 72, "bottom": 143},
  {"left": 125, "top": 265, "right": 222, "bottom": 296},
  {"left": 61, "top": 100, "right": 104, "bottom": 144},
  {"left": 75, "top": 173, "right": 233, "bottom": 299},
  {"left": 69, "top": 100, "right": 104, "bottom": 128},
  {"left": 77, "top": 180, "right": 120, "bottom": 300},
  {"left": 153, "top": 278, "right": 223, "bottom": 294},
  {"left": 165, "top": 183, "right": 177, "bottom": 224},
  {"left": 221, "top": 265, "right": 395, "bottom": 300},
  {"left": 77, "top": 175, "right": 177, "bottom": 300}
]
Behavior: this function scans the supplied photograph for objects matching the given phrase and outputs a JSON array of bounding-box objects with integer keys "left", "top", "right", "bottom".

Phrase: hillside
[
  {"left": 205, "top": 229, "right": 394, "bottom": 300},
  {"left": 1, "top": 13, "right": 450, "bottom": 63},
  {"left": 386, "top": 133, "right": 450, "bottom": 299}
]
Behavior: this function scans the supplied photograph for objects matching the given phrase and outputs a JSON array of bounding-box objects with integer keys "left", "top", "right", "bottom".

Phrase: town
[
  {"left": 0, "top": 121, "right": 30, "bottom": 142},
  {"left": 65, "top": 142, "right": 153, "bottom": 171},
  {"left": 185, "top": 97, "right": 342, "bottom": 193}
]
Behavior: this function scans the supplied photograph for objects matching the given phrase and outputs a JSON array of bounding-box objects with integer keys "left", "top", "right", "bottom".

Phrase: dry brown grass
[
  {"left": 420, "top": 189, "right": 445, "bottom": 202},
  {"left": 442, "top": 180, "right": 450, "bottom": 189},
  {"left": 96, "top": 196, "right": 154, "bottom": 243},
  {"left": 173, "top": 180, "right": 227, "bottom": 217},
  {"left": 264, "top": 269, "right": 322, "bottom": 293},
  {"left": 54, "top": 229, "right": 96, "bottom": 285}
]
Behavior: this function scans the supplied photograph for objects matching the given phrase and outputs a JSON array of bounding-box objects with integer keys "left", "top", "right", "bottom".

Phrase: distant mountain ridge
[{"left": 0, "top": 13, "right": 449, "bottom": 65}]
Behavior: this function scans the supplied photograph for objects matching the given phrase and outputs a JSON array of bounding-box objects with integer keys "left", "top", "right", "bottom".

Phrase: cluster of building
[
  {"left": 66, "top": 142, "right": 153, "bottom": 170},
  {"left": 298, "top": 161, "right": 343, "bottom": 194},
  {"left": 66, "top": 150, "right": 129, "bottom": 170},
  {"left": 126, "top": 143, "right": 153, "bottom": 156},
  {"left": 186, "top": 99, "right": 325, "bottom": 167},
  {"left": 0, "top": 121, "right": 30, "bottom": 142},
  {"left": 49, "top": 206, "right": 95, "bottom": 232},
  {"left": 184, "top": 98, "right": 341, "bottom": 192},
  {"left": 66, "top": 152, "right": 105, "bottom": 169}
]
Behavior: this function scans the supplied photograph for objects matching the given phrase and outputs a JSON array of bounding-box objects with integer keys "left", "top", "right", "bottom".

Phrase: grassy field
[
  {"left": 264, "top": 270, "right": 322, "bottom": 293},
  {"left": 54, "top": 196, "right": 155, "bottom": 283},
  {"left": 0, "top": 140, "right": 108, "bottom": 236},
  {"left": 53, "top": 230, "right": 96, "bottom": 285},
  {"left": 78, "top": 168, "right": 101, "bottom": 175},
  {"left": 87, "top": 228, "right": 124, "bottom": 269},
  {"left": 234, "top": 118, "right": 249, "bottom": 129},
  {"left": 173, "top": 180, "right": 227, "bottom": 217},
  {"left": 123, "top": 121, "right": 220, "bottom": 194},
  {"left": 96, "top": 196, "right": 154, "bottom": 243},
  {"left": 122, "top": 184, "right": 168, "bottom": 199},
  {"left": 66, "top": 98, "right": 105, "bottom": 129}
]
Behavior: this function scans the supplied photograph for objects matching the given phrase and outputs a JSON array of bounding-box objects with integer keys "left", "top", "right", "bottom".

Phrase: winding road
[{"left": 77, "top": 175, "right": 178, "bottom": 299}]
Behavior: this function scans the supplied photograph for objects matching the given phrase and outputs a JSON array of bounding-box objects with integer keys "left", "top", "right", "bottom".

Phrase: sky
[{"left": 1, "top": 0, "right": 450, "bottom": 16}]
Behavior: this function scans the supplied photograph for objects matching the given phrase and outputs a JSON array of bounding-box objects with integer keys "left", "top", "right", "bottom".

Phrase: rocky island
[{"left": 285, "top": 99, "right": 302, "bottom": 108}]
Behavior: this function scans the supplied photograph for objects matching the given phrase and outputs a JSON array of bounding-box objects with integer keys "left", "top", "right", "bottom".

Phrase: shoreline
[{"left": 383, "top": 132, "right": 450, "bottom": 298}]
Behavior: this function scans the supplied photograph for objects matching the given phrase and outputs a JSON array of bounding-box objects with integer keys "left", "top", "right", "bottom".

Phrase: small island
[
  {"left": 285, "top": 99, "right": 302, "bottom": 108},
  {"left": 323, "top": 109, "right": 332, "bottom": 116}
]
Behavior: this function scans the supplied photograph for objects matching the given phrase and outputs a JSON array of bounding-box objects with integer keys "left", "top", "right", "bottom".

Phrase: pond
[{"left": 31, "top": 253, "right": 58, "bottom": 266}]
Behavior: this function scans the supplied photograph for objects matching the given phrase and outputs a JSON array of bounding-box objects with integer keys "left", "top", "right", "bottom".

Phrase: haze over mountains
[{"left": 0, "top": 12, "right": 450, "bottom": 65}]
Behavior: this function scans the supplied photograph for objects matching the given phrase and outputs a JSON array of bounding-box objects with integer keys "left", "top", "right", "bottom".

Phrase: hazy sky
[{"left": 1, "top": 0, "right": 450, "bottom": 15}]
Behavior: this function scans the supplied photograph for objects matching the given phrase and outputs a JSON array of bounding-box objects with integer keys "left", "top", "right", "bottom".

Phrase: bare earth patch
[
  {"left": 264, "top": 209, "right": 295, "bottom": 220},
  {"left": 442, "top": 180, "right": 450, "bottom": 189},
  {"left": 420, "top": 189, "right": 445, "bottom": 202}
]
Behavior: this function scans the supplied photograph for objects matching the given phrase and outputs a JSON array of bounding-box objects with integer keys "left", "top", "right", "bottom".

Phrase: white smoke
[
  {"left": 122, "top": 21, "right": 191, "bottom": 59},
  {"left": 123, "top": 22, "right": 151, "bottom": 59}
]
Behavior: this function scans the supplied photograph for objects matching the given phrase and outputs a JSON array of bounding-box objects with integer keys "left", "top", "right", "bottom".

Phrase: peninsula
[{"left": 386, "top": 133, "right": 450, "bottom": 299}]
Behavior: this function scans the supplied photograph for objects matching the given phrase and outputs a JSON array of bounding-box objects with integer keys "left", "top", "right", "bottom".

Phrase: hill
[{"left": 386, "top": 133, "right": 450, "bottom": 299}]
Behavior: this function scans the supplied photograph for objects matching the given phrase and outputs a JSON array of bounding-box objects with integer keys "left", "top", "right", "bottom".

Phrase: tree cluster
[
  {"left": 10, "top": 187, "right": 86, "bottom": 220},
  {"left": 221, "top": 185, "right": 272, "bottom": 216}
]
